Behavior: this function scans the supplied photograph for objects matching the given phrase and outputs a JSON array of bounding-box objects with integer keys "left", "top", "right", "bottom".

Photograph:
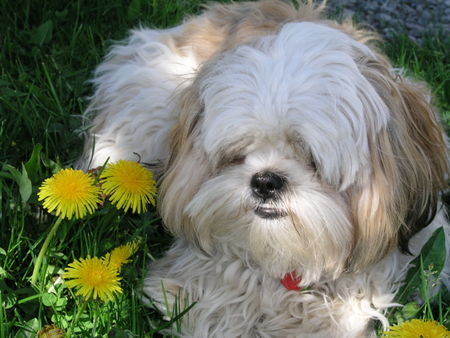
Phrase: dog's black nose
[{"left": 250, "top": 171, "right": 285, "bottom": 200}]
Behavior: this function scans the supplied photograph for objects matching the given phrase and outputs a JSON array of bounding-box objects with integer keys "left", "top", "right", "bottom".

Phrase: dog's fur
[{"left": 79, "top": 1, "right": 450, "bottom": 336}]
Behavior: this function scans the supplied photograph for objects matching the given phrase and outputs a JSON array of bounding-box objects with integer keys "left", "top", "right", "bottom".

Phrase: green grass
[
  {"left": 382, "top": 32, "right": 450, "bottom": 132},
  {"left": 0, "top": 0, "right": 449, "bottom": 336}
]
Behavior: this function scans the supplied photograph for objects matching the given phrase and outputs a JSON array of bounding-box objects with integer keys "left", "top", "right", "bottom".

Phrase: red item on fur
[{"left": 281, "top": 272, "right": 302, "bottom": 291}]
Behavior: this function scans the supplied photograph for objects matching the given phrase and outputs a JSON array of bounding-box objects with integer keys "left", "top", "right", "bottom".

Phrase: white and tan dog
[{"left": 79, "top": 1, "right": 449, "bottom": 336}]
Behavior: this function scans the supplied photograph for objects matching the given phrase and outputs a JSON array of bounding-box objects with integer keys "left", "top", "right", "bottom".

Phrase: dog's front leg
[{"left": 142, "top": 240, "right": 193, "bottom": 321}]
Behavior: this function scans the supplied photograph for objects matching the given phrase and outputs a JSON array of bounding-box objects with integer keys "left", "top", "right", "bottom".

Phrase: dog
[{"left": 78, "top": 1, "right": 450, "bottom": 336}]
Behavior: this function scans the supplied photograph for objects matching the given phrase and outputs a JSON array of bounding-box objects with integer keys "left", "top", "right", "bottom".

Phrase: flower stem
[
  {"left": 30, "top": 217, "right": 63, "bottom": 285},
  {"left": 66, "top": 299, "right": 88, "bottom": 338}
]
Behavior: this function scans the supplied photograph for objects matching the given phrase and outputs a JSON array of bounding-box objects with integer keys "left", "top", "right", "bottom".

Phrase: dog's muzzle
[{"left": 251, "top": 171, "right": 288, "bottom": 219}]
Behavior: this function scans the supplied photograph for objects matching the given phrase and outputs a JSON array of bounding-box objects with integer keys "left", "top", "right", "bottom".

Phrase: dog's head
[{"left": 159, "top": 22, "right": 448, "bottom": 283}]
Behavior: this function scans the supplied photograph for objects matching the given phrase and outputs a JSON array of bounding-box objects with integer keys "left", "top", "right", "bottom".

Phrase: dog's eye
[
  {"left": 310, "top": 156, "right": 317, "bottom": 171},
  {"left": 229, "top": 155, "right": 246, "bottom": 166},
  {"left": 216, "top": 154, "right": 246, "bottom": 169}
]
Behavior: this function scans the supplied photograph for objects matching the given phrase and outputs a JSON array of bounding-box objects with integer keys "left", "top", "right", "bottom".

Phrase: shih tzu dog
[{"left": 79, "top": 0, "right": 449, "bottom": 336}]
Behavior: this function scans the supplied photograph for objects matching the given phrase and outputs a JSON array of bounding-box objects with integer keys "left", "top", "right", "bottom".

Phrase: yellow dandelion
[
  {"left": 38, "top": 169, "right": 101, "bottom": 220},
  {"left": 383, "top": 319, "right": 449, "bottom": 338},
  {"left": 103, "top": 241, "right": 139, "bottom": 271},
  {"left": 64, "top": 256, "right": 122, "bottom": 302},
  {"left": 99, "top": 160, "right": 157, "bottom": 213}
]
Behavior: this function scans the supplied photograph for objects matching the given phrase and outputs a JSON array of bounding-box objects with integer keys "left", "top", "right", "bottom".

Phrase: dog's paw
[{"left": 142, "top": 276, "right": 189, "bottom": 320}]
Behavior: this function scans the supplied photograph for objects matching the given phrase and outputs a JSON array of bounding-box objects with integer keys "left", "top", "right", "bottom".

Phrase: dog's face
[{"left": 159, "top": 22, "right": 448, "bottom": 284}]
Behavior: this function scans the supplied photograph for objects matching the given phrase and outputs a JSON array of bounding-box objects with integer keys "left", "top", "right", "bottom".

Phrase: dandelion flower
[
  {"left": 383, "top": 319, "right": 449, "bottom": 338},
  {"left": 103, "top": 241, "right": 139, "bottom": 271},
  {"left": 64, "top": 256, "right": 122, "bottom": 302},
  {"left": 38, "top": 169, "right": 101, "bottom": 220},
  {"left": 100, "top": 160, "right": 157, "bottom": 213}
]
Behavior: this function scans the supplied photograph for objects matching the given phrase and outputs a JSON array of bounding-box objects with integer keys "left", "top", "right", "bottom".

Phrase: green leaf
[
  {"left": 0, "top": 79, "right": 10, "bottom": 87},
  {"left": 41, "top": 293, "right": 57, "bottom": 307},
  {"left": 24, "top": 144, "right": 42, "bottom": 183},
  {"left": 41, "top": 157, "right": 62, "bottom": 174},
  {"left": 54, "top": 296, "right": 67, "bottom": 311},
  {"left": 0, "top": 87, "right": 27, "bottom": 97},
  {"left": 19, "top": 164, "right": 32, "bottom": 203},
  {"left": 13, "top": 329, "right": 33, "bottom": 338},
  {"left": 31, "top": 20, "right": 53, "bottom": 46},
  {"left": 14, "top": 318, "right": 40, "bottom": 337},
  {"left": 3, "top": 164, "right": 20, "bottom": 182},
  {"left": 0, "top": 171, "right": 12, "bottom": 180},
  {"left": 1, "top": 291, "right": 16, "bottom": 310},
  {"left": 0, "top": 280, "right": 16, "bottom": 310},
  {"left": 3, "top": 164, "right": 32, "bottom": 202},
  {"left": 55, "top": 9, "right": 68, "bottom": 20},
  {"left": 395, "top": 227, "right": 446, "bottom": 304},
  {"left": 127, "top": 0, "right": 141, "bottom": 21},
  {"left": 27, "top": 318, "right": 40, "bottom": 331},
  {"left": 51, "top": 314, "right": 70, "bottom": 329},
  {"left": 401, "top": 302, "right": 420, "bottom": 319}
]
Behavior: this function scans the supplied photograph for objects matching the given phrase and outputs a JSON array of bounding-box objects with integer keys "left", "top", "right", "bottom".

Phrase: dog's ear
[
  {"left": 165, "top": 84, "right": 204, "bottom": 170},
  {"left": 348, "top": 55, "right": 448, "bottom": 270},
  {"left": 391, "top": 80, "right": 448, "bottom": 253},
  {"left": 158, "top": 83, "right": 212, "bottom": 248}
]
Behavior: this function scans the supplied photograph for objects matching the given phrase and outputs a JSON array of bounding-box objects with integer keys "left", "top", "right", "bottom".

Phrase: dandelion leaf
[
  {"left": 395, "top": 227, "right": 446, "bottom": 304},
  {"left": 24, "top": 143, "right": 42, "bottom": 183}
]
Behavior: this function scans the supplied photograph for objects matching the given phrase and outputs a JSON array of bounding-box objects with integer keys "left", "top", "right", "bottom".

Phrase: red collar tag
[{"left": 281, "top": 272, "right": 302, "bottom": 291}]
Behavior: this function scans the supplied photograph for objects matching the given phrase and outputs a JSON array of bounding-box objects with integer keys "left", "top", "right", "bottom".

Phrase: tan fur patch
[
  {"left": 349, "top": 55, "right": 449, "bottom": 270},
  {"left": 167, "top": 0, "right": 377, "bottom": 63}
]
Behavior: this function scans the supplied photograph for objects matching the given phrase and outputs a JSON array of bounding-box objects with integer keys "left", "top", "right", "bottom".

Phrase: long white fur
[
  {"left": 199, "top": 23, "right": 389, "bottom": 190},
  {"left": 78, "top": 26, "right": 198, "bottom": 170},
  {"left": 143, "top": 216, "right": 447, "bottom": 337},
  {"left": 80, "top": 10, "right": 449, "bottom": 338}
]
